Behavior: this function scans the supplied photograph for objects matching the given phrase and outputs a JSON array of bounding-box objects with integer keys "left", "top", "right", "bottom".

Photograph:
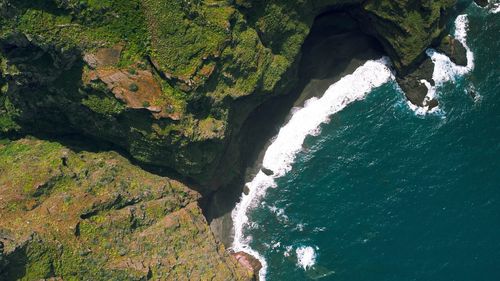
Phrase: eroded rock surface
[{"left": 0, "top": 138, "right": 253, "bottom": 280}]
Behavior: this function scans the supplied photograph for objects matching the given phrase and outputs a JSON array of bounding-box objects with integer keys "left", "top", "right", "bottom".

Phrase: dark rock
[
  {"left": 0, "top": 241, "right": 5, "bottom": 269},
  {"left": 261, "top": 167, "right": 274, "bottom": 176},
  {"left": 243, "top": 185, "right": 250, "bottom": 195},
  {"left": 396, "top": 58, "right": 435, "bottom": 107},
  {"left": 474, "top": 0, "right": 489, "bottom": 7},
  {"left": 469, "top": 90, "right": 477, "bottom": 99},
  {"left": 427, "top": 99, "right": 439, "bottom": 110},
  {"left": 436, "top": 35, "right": 468, "bottom": 66}
]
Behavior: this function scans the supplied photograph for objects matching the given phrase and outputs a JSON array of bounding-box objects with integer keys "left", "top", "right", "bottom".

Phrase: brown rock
[
  {"left": 83, "top": 44, "right": 123, "bottom": 69},
  {"left": 261, "top": 167, "right": 274, "bottom": 176},
  {"left": 89, "top": 67, "right": 181, "bottom": 120},
  {"left": 243, "top": 185, "right": 250, "bottom": 195},
  {"left": 232, "top": 251, "right": 262, "bottom": 279},
  {"left": 426, "top": 99, "right": 439, "bottom": 110}
]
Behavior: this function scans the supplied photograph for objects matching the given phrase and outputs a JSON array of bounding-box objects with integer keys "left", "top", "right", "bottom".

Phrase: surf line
[
  {"left": 231, "top": 57, "right": 394, "bottom": 281},
  {"left": 411, "top": 14, "right": 475, "bottom": 115}
]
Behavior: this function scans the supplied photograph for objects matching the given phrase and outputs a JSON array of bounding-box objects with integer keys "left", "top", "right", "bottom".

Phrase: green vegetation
[
  {"left": 3, "top": 0, "right": 150, "bottom": 66},
  {"left": 81, "top": 95, "right": 126, "bottom": 116},
  {"left": 0, "top": 0, "right": 459, "bottom": 187},
  {"left": 0, "top": 1, "right": 460, "bottom": 279},
  {"left": 128, "top": 82, "right": 139, "bottom": 92},
  {"left": 0, "top": 138, "right": 253, "bottom": 280},
  {"left": 363, "top": 0, "right": 456, "bottom": 68},
  {"left": 142, "top": 0, "right": 234, "bottom": 79}
]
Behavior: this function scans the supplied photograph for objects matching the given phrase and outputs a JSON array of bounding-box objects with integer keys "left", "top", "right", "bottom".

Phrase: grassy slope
[
  {"left": 0, "top": 0, "right": 458, "bottom": 190},
  {"left": 0, "top": 138, "right": 252, "bottom": 280}
]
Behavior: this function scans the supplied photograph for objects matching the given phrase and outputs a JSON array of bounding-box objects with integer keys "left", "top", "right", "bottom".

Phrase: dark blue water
[{"left": 246, "top": 6, "right": 500, "bottom": 281}]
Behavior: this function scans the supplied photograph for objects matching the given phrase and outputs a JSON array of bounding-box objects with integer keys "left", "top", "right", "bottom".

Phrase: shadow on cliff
[{"left": 201, "top": 9, "right": 386, "bottom": 246}]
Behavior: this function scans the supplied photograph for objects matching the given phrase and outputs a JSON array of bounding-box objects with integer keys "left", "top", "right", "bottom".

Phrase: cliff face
[
  {"left": 0, "top": 138, "right": 253, "bottom": 280},
  {"left": 0, "top": 0, "right": 463, "bottom": 278},
  {"left": 0, "top": 0, "right": 457, "bottom": 190}
]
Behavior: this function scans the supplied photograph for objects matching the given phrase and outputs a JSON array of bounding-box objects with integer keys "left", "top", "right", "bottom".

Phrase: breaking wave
[
  {"left": 413, "top": 14, "right": 475, "bottom": 115},
  {"left": 231, "top": 57, "right": 394, "bottom": 280}
]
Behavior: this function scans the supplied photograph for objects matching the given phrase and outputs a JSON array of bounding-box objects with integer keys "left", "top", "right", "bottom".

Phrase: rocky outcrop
[
  {"left": 0, "top": 138, "right": 253, "bottom": 280},
  {"left": 232, "top": 251, "right": 263, "bottom": 279},
  {"left": 396, "top": 57, "right": 437, "bottom": 108},
  {"left": 436, "top": 35, "right": 468, "bottom": 66}
]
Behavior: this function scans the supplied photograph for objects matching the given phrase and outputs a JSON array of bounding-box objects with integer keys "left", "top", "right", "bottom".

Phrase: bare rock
[
  {"left": 233, "top": 251, "right": 262, "bottom": 279},
  {"left": 436, "top": 35, "right": 468, "bottom": 66},
  {"left": 396, "top": 58, "right": 435, "bottom": 107},
  {"left": 261, "top": 167, "right": 274, "bottom": 176},
  {"left": 83, "top": 44, "right": 123, "bottom": 69}
]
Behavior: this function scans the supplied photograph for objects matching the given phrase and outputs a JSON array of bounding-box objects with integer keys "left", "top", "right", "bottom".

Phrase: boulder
[
  {"left": 261, "top": 167, "right": 274, "bottom": 176},
  {"left": 233, "top": 251, "right": 263, "bottom": 279},
  {"left": 396, "top": 58, "right": 435, "bottom": 107},
  {"left": 436, "top": 35, "right": 468, "bottom": 66}
]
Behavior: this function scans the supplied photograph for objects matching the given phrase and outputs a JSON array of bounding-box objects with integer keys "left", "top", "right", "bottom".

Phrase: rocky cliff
[
  {"left": 0, "top": 138, "right": 253, "bottom": 280},
  {"left": 0, "top": 0, "right": 458, "bottom": 189},
  {"left": 0, "top": 0, "right": 461, "bottom": 279}
]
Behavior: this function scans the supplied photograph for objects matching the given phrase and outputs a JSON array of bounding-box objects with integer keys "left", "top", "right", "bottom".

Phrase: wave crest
[{"left": 231, "top": 57, "right": 394, "bottom": 280}]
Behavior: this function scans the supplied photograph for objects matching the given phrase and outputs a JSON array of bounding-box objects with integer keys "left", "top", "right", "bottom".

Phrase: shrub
[{"left": 128, "top": 83, "right": 139, "bottom": 92}]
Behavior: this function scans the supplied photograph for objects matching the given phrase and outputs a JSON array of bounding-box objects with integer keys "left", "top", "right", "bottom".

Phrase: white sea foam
[
  {"left": 405, "top": 79, "right": 442, "bottom": 116},
  {"left": 231, "top": 57, "right": 393, "bottom": 280},
  {"left": 429, "top": 15, "right": 474, "bottom": 82},
  {"left": 411, "top": 14, "right": 475, "bottom": 115},
  {"left": 490, "top": 2, "right": 500, "bottom": 13},
  {"left": 296, "top": 246, "right": 318, "bottom": 270}
]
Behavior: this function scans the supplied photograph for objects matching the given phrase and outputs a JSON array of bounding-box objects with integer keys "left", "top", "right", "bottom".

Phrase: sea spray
[
  {"left": 413, "top": 14, "right": 475, "bottom": 115},
  {"left": 296, "top": 246, "right": 318, "bottom": 270},
  {"left": 231, "top": 57, "right": 394, "bottom": 280},
  {"left": 428, "top": 14, "right": 474, "bottom": 83}
]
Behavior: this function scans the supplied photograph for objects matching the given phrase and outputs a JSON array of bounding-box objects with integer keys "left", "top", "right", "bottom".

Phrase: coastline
[
  {"left": 207, "top": 16, "right": 385, "bottom": 258},
  {"left": 204, "top": 7, "right": 477, "bottom": 278},
  {"left": 220, "top": 10, "right": 477, "bottom": 279}
]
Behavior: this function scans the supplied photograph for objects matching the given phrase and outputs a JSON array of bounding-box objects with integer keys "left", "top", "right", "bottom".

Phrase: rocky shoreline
[{"left": 206, "top": 7, "right": 470, "bottom": 278}]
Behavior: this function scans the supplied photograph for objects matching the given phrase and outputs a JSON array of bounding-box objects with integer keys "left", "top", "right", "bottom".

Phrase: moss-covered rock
[
  {"left": 0, "top": 138, "right": 253, "bottom": 280},
  {"left": 361, "top": 0, "right": 456, "bottom": 72},
  {"left": 0, "top": 0, "right": 458, "bottom": 189}
]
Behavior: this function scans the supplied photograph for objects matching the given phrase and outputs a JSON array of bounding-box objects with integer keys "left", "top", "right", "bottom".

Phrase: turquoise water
[{"left": 245, "top": 6, "right": 500, "bottom": 281}]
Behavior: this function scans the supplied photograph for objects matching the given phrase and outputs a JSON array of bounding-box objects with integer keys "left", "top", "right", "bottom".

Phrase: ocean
[{"left": 231, "top": 3, "right": 500, "bottom": 281}]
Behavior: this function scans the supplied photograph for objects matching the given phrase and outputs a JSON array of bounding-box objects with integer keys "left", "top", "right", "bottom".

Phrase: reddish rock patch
[
  {"left": 83, "top": 44, "right": 123, "bottom": 69},
  {"left": 86, "top": 68, "right": 180, "bottom": 120},
  {"left": 232, "top": 251, "right": 262, "bottom": 279}
]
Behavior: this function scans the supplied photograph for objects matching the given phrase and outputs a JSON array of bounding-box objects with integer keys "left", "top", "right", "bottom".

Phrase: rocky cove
[{"left": 0, "top": 0, "right": 479, "bottom": 280}]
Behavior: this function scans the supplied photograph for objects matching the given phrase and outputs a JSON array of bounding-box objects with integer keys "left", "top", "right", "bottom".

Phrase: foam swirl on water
[
  {"left": 231, "top": 57, "right": 394, "bottom": 280},
  {"left": 296, "top": 246, "right": 318, "bottom": 270}
]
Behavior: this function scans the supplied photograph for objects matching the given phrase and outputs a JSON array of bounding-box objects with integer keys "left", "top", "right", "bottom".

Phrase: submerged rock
[
  {"left": 469, "top": 90, "right": 477, "bottom": 99},
  {"left": 474, "top": 0, "right": 489, "bottom": 7}
]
